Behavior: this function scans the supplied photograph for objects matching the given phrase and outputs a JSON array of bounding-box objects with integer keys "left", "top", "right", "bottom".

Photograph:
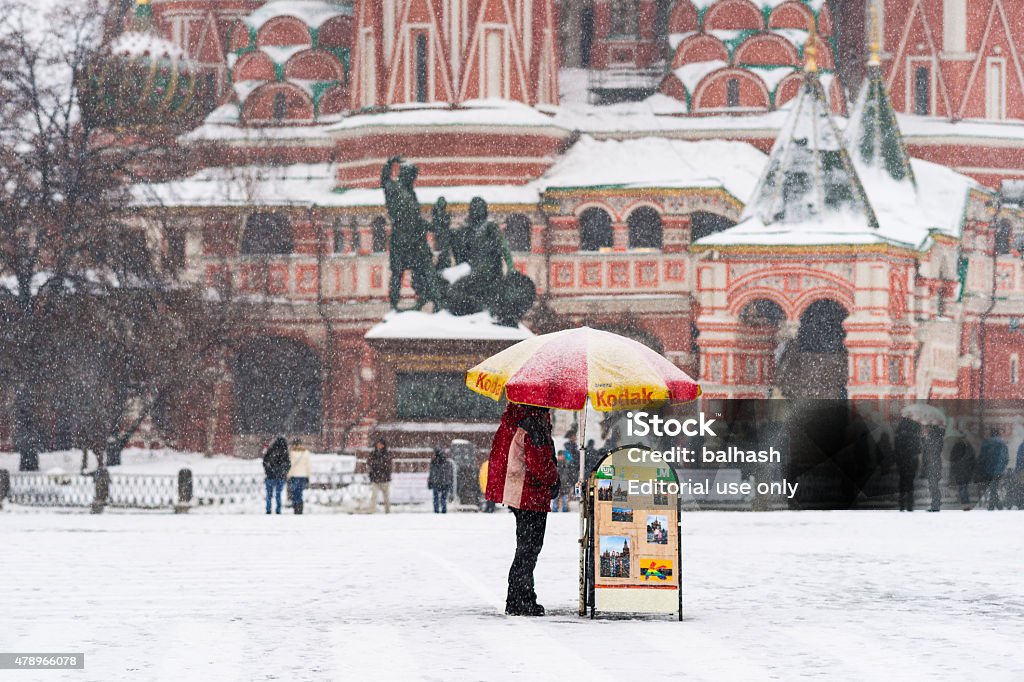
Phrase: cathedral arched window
[
  {"left": 241, "top": 213, "right": 293, "bottom": 255},
  {"left": 505, "top": 214, "right": 532, "bottom": 252},
  {"left": 1011, "top": 353, "right": 1020, "bottom": 385},
  {"left": 610, "top": 0, "right": 639, "bottom": 37},
  {"left": 627, "top": 207, "right": 662, "bottom": 249},
  {"left": 579, "top": 207, "right": 613, "bottom": 251}
]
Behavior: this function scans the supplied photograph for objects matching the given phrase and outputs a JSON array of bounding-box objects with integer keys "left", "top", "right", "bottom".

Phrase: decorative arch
[
  {"left": 692, "top": 68, "right": 770, "bottom": 111},
  {"left": 284, "top": 49, "right": 345, "bottom": 81},
  {"left": 233, "top": 336, "right": 322, "bottom": 435},
  {"left": 578, "top": 206, "right": 614, "bottom": 251},
  {"left": 702, "top": 0, "right": 764, "bottom": 31},
  {"left": 733, "top": 33, "right": 800, "bottom": 66},
  {"left": 242, "top": 83, "right": 315, "bottom": 123},
  {"left": 627, "top": 206, "right": 663, "bottom": 249},
  {"left": 793, "top": 289, "right": 856, "bottom": 319},
  {"left": 658, "top": 73, "right": 689, "bottom": 103},
  {"left": 318, "top": 84, "right": 348, "bottom": 116},
  {"left": 767, "top": 2, "right": 815, "bottom": 31},
  {"left": 774, "top": 72, "right": 803, "bottom": 108},
  {"left": 730, "top": 289, "right": 795, "bottom": 319},
  {"left": 228, "top": 19, "right": 253, "bottom": 52},
  {"left": 256, "top": 16, "right": 313, "bottom": 48},
  {"left": 667, "top": 0, "right": 699, "bottom": 33},
  {"left": 317, "top": 16, "right": 352, "bottom": 49},
  {"left": 672, "top": 34, "right": 730, "bottom": 68},
  {"left": 233, "top": 50, "right": 277, "bottom": 82},
  {"left": 817, "top": 4, "right": 833, "bottom": 36}
]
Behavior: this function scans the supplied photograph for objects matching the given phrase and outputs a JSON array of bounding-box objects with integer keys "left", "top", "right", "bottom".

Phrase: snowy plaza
[{"left": 2, "top": 510, "right": 1022, "bottom": 681}]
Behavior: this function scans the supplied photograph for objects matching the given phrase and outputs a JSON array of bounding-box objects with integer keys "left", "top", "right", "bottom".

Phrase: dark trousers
[
  {"left": 926, "top": 456, "right": 942, "bottom": 510},
  {"left": 265, "top": 478, "right": 285, "bottom": 514},
  {"left": 958, "top": 483, "right": 971, "bottom": 505},
  {"left": 898, "top": 466, "right": 917, "bottom": 511},
  {"left": 288, "top": 477, "right": 308, "bottom": 514},
  {"left": 432, "top": 487, "right": 449, "bottom": 513},
  {"left": 507, "top": 508, "right": 548, "bottom": 608}
]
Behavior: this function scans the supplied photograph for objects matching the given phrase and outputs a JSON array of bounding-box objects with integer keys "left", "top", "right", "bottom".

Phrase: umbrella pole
[{"left": 577, "top": 404, "right": 588, "bottom": 616}]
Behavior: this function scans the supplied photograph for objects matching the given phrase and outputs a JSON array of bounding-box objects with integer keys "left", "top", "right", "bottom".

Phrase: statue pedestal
[{"left": 363, "top": 311, "right": 531, "bottom": 459}]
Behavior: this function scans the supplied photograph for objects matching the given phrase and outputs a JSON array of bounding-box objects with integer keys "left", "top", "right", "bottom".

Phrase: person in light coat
[{"left": 288, "top": 440, "right": 312, "bottom": 515}]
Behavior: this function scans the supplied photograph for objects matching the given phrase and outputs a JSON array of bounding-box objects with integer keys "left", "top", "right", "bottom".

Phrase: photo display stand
[{"left": 581, "top": 444, "right": 682, "bottom": 620}]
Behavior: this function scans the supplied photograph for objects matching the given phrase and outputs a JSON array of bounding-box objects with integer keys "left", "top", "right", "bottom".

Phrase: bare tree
[{"left": 0, "top": 0, "right": 239, "bottom": 469}]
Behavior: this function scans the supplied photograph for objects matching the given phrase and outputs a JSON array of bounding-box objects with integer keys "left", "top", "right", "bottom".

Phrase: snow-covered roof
[
  {"left": 538, "top": 135, "right": 764, "bottom": 202},
  {"left": 243, "top": 0, "right": 351, "bottom": 32},
  {"left": 134, "top": 163, "right": 339, "bottom": 207},
  {"left": 365, "top": 311, "right": 532, "bottom": 341},
  {"left": 330, "top": 100, "right": 568, "bottom": 134},
  {"left": 741, "top": 70, "right": 877, "bottom": 228},
  {"left": 846, "top": 63, "right": 916, "bottom": 187},
  {"left": 673, "top": 60, "right": 728, "bottom": 93},
  {"left": 331, "top": 184, "right": 541, "bottom": 207}
]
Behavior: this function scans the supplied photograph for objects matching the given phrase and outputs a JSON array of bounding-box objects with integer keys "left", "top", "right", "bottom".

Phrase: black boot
[{"left": 505, "top": 601, "right": 545, "bottom": 617}]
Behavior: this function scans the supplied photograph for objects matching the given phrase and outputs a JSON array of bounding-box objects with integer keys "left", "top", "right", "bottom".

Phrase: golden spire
[
  {"left": 868, "top": 4, "right": 881, "bottom": 66},
  {"left": 805, "top": 14, "right": 818, "bottom": 73}
]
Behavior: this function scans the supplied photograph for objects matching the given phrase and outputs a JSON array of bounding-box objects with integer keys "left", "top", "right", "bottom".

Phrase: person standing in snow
[
  {"left": 976, "top": 429, "right": 1009, "bottom": 510},
  {"left": 922, "top": 423, "right": 946, "bottom": 511},
  {"left": 485, "top": 403, "right": 559, "bottom": 616},
  {"left": 288, "top": 440, "right": 311, "bottom": 515},
  {"left": 427, "top": 446, "right": 453, "bottom": 513},
  {"left": 551, "top": 450, "right": 574, "bottom": 513},
  {"left": 563, "top": 428, "right": 579, "bottom": 465},
  {"left": 949, "top": 432, "right": 976, "bottom": 510},
  {"left": 367, "top": 438, "right": 393, "bottom": 514},
  {"left": 262, "top": 436, "right": 290, "bottom": 514},
  {"left": 894, "top": 417, "right": 921, "bottom": 511}
]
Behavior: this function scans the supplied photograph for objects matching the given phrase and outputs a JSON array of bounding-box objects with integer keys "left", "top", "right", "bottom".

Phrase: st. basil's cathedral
[{"left": 11, "top": 0, "right": 1024, "bottom": 461}]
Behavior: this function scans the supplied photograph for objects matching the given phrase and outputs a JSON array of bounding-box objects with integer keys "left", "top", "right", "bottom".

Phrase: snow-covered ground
[{"left": 1, "top": 512, "right": 1021, "bottom": 681}]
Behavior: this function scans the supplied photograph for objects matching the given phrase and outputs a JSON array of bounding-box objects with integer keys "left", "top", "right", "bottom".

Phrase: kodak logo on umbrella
[
  {"left": 592, "top": 386, "right": 658, "bottom": 409},
  {"left": 473, "top": 371, "right": 505, "bottom": 399}
]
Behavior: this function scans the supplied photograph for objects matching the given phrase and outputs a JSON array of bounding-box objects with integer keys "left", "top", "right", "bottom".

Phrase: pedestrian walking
[
  {"left": 427, "top": 446, "right": 453, "bottom": 514},
  {"left": 977, "top": 429, "right": 1009, "bottom": 510},
  {"left": 923, "top": 423, "right": 946, "bottom": 511},
  {"left": 485, "top": 403, "right": 558, "bottom": 616},
  {"left": 367, "top": 438, "right": 393, "bottom": 514},
  {"left": 262, "top": 436, "right": 290, "bottom": 514},
  {"left": 894, "top": 417, "right": 922, "bottom": 511},
  {"left": 563, "top": 428, "right": 579, "bottom": 465},
  {"left": 288, "top": 440, "right": 311, "bottom": 515},
  {"left": 551, "top": 450, "right": 574, "bottom": 512},
  {"left": 949, "top": 433, "right": 976, "bottom": 510}
]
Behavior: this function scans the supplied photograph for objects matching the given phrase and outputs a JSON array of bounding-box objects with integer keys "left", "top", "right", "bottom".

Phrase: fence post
[
  {"left": 0, "top": 469, "right": 9, "bottom": 509},
  {"left": 91, "top": 468, "right": 110, "bottom": 514},
  {"left": 175, "top": 468, "right": 193, "bottom": 514}
]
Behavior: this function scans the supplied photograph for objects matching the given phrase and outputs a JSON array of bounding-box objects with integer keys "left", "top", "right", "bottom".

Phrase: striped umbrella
[{"left": 465, "top": 326, "right": 700, "bottom": 411}]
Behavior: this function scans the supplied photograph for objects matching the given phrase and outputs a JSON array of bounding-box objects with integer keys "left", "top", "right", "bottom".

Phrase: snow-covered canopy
[{"left": 365, "top": 311, "right": 532, "bottom": 341}]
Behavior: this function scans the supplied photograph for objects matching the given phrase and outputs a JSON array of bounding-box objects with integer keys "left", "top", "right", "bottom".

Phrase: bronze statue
[
  {"left": 380, "top": 156, "right": 446, "bottom": 311},
  {"left": 380, "top": 157, "right": 535, "bottom": 325},
  {"left": 445, "top": 197, "right": 536, "bottom": 326}
]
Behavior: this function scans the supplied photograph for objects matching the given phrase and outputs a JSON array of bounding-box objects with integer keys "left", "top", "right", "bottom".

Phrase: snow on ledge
[{"left": 365, "top": 310, "right": 532, "bottom": 341}]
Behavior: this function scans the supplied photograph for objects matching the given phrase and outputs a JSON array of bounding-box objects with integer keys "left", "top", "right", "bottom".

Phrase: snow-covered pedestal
[{"left": 362, "top": 311, "right": 532, "bottom": 457}]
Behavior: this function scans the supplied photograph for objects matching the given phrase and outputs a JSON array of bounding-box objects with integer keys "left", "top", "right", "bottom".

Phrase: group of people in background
[
  {"left": 894, "top": 419, "right": 1021, "bottom": 511},
  {"left": 261, "top": 437, "right": 311, "bottom": 515}
]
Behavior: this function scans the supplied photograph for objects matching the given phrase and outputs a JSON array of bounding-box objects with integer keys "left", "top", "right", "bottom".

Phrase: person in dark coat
[
  {"left": 894, "top": 418, "right": 922, "bottom": 511},
  {"left": 485, "top": 403, "right": 559, "bottom": 616},
  {"left": 427, "top": 447, "right": 453, "bottom": 514},
  {"left": 563, "top": 428, "right": 580, "bottom": 465},
  {"left": 977, "top": 429, "right": 1009, "bottom": 510},
  {"left": 949, "top": 434, "right": 976, "bottom": 509},
  {"left": 551, "top": 450, "right": 575, "bottom": 512},
  {"left": 922, "top": 423, "right": 946, "bottom": 511},
  {"left": 367, "top": 438, "right": 393, "bottom": 514},
  {"left": 262, "top": 436, "right": 290, "bottom": 514}
]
